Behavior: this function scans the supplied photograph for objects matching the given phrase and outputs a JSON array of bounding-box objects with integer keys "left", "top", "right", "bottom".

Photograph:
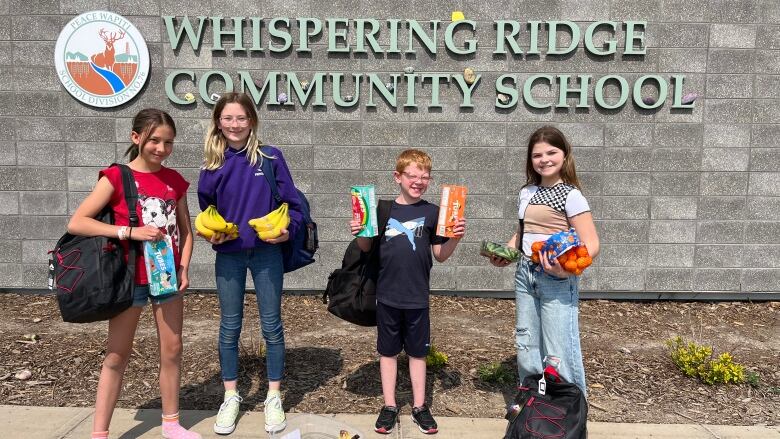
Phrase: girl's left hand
[
  {"left": 451, "top": 218, "right": 466, "bottom": 239},
  {"left": 263, "top": 229, "right": 290, "bottom": 244},
  {"left": 177, "top": 267, "right": 189, "bottom": 292},
  {"left": 540, "top": 250, "right": 570, "bottom": 279}
]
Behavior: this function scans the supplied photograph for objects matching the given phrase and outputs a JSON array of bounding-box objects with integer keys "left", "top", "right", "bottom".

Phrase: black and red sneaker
[
  {"left": 374, "top": 405, "right": 399, "bottom": 434},
  {"left": 411, "top": 404, "right": 438, "bottom": 434}
]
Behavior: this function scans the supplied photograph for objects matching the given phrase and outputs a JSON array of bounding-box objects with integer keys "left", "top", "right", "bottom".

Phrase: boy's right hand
[{"left": 349, "top": 219, "right": 364, "bottom": 236}]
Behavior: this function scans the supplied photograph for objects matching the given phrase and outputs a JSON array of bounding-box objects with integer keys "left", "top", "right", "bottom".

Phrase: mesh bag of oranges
[{"left": 530, "top": 228, "right": 593, "bottom": 276}]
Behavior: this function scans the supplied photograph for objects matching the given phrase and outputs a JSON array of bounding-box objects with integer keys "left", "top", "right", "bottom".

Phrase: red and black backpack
[
  {"left": 49, "top": 164, "right": 139, "bottom": 323},
  {"left": 504, "top": 366, "right": 588, "bottom": 439}
]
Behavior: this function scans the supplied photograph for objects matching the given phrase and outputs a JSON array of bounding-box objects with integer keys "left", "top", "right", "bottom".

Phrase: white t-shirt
[{"left": 517, "top": 183, "right": 590, "bottom": 256}]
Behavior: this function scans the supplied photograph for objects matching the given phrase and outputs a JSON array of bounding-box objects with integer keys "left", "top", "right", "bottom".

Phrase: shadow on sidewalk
[
  {"left": 129, "top": 345, "right": 342, "bottom": 429},
  {"left": 344, "top": 354, "right": 462, "bottom": 410}
]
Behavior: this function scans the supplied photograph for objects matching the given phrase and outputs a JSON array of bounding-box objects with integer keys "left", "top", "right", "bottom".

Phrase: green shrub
[
  {"left": 666, "top": 336, "right": 712, "bottom": 377},
  {"left": 701, "top": 353, "right": 745, "bottom": 385},
  {"left": 477, "top": 362, "right": 514, "bottom": 384},
  {"left": 666, "top": 336, "right": 745, "bottom": 385},
  {"left": 425, "top": 345, "right": 449, "bottom": 371},
  {"left": 746, "top": 371, "right": 760, "bottom": 388}
]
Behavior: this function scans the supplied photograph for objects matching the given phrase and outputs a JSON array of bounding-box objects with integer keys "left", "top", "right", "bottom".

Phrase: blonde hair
[
  {"left": 203, "top": 92, "right": 271, "bottom": 170},
  {"left": 395, "top": 149, "right": 432, "bottom": 174},
  {"left": 525, "top": 126, "right": 582, "bottom": 189}
]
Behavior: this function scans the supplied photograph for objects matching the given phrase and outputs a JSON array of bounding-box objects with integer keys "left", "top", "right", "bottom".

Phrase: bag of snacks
[{"left": 480, "top": 241, "right": 520, "bottom": 263}]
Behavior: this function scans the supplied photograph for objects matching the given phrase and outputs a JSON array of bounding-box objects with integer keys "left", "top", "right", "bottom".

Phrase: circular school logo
[{"left": 54, "top": 11, "right": 149, "bottom": 108}]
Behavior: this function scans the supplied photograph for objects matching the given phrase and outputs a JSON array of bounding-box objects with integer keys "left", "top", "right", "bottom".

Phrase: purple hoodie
[{"left": 197, "top": 145, "right": 303, "bottom": 253}]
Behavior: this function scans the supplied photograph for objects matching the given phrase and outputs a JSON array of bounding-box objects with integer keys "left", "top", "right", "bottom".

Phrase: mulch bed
[{"left": 0, "top": 293, "right": 778, "bottom": 425}]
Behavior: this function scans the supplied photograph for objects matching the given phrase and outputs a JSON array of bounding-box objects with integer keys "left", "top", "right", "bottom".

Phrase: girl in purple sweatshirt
[{"left": 197, "top": 92, "right": 303, "bottom": 436}]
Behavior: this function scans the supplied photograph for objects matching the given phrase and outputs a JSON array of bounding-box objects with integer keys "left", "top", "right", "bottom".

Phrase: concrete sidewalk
[{"left": 1, "top": 405, "right": 778, "bottom": 439}]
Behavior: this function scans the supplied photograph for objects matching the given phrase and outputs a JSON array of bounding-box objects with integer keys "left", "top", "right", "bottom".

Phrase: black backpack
[
  {"left": 260, "top": 146, "right": 318, "bottom": 273},
  {"left": 49, "top": 164, "right": 139, "bottom": 323},
  {"left": 322, "top": 199, "right": 392, "bottom": 326},
  {"left": 504, "top": 367, "right": 588, "bottom": 439}
]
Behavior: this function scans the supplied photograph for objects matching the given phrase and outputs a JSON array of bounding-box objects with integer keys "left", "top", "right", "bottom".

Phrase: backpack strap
[
  {"left": 376, "top": 199, "right": 392, "bottom": 239},
  {"left": 259, "top": 146, "right": 283, "bottom": 205},
  {"left": 112, "top": 163, "right": 139, "bottom": 268},
  {"left": 114, "top": 164, "right": 139, "bottom": 227},
  {"left": 366, "top": 199, "right": 393, "bottom": 256},
  {"left": 258, "top": 146, "right": 313, "bottom": 225},
  {"left": 516, "top": 219, "right": 524, "bottom": 250}
]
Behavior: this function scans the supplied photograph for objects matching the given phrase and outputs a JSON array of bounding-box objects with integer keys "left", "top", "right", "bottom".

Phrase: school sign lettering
[{"left": 56, "top": 12, "right": 697, "bottom": 110}]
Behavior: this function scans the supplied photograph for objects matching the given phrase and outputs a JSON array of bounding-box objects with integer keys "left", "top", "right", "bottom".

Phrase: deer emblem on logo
[{"left": 90, "top": 28, "right": 125, "bottom": 71}]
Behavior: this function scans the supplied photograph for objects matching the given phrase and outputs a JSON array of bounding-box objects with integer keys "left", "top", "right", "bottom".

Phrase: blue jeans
[
  {"left": 514, "top": 257, "right": 587, "bottom": 396},
  {"left": 215, "top": 246, "right": 285, "bottom": 382}
]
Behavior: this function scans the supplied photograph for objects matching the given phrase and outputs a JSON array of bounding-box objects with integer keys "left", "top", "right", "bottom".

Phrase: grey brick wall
[{"left": 1, "top": 0, "right": 779, "bottom": 297}]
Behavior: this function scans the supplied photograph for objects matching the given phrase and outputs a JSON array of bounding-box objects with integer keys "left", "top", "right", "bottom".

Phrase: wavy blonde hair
[{"left": 203, "top": 92, "right": 271, "bottom": 170}]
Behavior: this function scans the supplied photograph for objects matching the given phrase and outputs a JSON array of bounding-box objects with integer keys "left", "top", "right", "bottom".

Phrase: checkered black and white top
[{"left": 517, "top": 183, "right": 590, "bottom": 256}]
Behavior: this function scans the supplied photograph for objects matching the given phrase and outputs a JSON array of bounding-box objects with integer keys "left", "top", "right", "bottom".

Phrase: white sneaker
[
  {"left": 264, "top": 393, "right": 287, "bottom": 434},
  {"left": 213, "top": 393, "right": 242, "bottom": 435}
]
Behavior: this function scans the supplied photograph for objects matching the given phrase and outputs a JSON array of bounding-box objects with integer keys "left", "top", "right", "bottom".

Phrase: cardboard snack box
[{"left": 436, "top": 185, "right": 467, "bottom": 237}]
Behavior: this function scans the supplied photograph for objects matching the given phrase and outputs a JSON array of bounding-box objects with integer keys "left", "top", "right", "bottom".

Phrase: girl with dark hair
[
  {"left": 197, "top": 92, "right": 304, "bottom": 435},
  {"left": 490, "top": 125, "right": 599, "bottom": 395},
  {"left": 67, "top": 109, "right": 197, "bottom": 439}
]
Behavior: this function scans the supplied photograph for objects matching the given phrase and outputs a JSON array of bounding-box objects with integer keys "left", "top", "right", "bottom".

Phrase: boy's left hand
[
  {"left": 263, "top": 229, "right": 290, "bottom": 244},
  {"left": 451, "top": 218, "right": 466, "bottom": 239}
]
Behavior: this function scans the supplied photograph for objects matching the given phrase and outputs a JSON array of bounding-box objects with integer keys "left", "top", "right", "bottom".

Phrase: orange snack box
[{"left": 436, "top": 185, "right": 467, "bottom": 237}]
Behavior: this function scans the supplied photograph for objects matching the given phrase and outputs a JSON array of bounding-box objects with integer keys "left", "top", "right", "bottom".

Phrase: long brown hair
[
  {"left": 524, "top": 126, "right": 581, "bottom": 189},
  {"left": 125, "top": 109, "right": 176, "bottom": 161},
  {"left": 203, "top": 92, "right": 268, "bottom": 170}
]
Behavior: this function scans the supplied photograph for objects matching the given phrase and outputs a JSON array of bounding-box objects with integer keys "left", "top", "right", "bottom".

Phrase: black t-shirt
[{"left": 376, "top": 200, "right": 448, "bottom": 309}]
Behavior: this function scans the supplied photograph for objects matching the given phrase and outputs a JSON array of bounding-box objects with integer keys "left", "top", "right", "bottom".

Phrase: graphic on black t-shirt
[
  {"left": 385, "top": 217, "right": 425, "bottom": 251},
  {"left": 377, "top": 201, "right": 446, "bottom": 309}
]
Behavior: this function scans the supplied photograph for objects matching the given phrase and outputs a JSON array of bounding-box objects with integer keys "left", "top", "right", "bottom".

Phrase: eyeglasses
[
  {"left": 402, "top": 172, "right": 432, "bottom": 183},
  {"left": 219, "top": 116, "right": 250, "bottom": 126}
]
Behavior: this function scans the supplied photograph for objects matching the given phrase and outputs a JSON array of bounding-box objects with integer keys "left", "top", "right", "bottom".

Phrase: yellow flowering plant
[{"left": 666, "top": 336, "right": 745, "bottom": 385}]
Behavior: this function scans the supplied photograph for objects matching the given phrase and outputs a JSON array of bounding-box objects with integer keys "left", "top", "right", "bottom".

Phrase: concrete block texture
[
  {"left": 756, "top": 25, "right": 780, "bottom": 49},
  {"left": 706, "top": 74, "right": 754, "bottom": 99},
  {"left": 646, "top": 268, "right": 693, "bottom": 291},
  {"left": 698, "top": 196, "right": 747, "bottom": 220},
  {"left": 2, "top": 1, "right": 780, "bottom": 297},
  {"left": 0, "top": 192, "right": 18, "bottom": 215},
  {"left": 707, "top": 49, "right": 756, "bottom": 74},
  {"left": 703, "top": 124, "right": 751, "bottom": 148},
  {"left": 694, "top": 268, "right": 742, "bottom": 291},
  {"left": 709, "top": 24, "right": 757, "bottom": 48}
]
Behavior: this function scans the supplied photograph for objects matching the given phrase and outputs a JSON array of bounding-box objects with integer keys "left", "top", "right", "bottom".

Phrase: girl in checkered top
[{"left": 490, "top": 126, "right": 600, "bottom": 395}]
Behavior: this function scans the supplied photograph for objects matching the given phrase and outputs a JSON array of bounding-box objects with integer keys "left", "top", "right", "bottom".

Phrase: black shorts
[{"left": 376, "top": 302, "right": 430, "bottom": 358}]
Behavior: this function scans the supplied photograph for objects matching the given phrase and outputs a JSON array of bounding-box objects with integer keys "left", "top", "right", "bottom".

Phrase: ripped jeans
[
  {"left": 514, "top": 256, "right": 587, "bottom": 396},
  {"left": 215, "top": 246, "right": 285, "bottom": 382}
]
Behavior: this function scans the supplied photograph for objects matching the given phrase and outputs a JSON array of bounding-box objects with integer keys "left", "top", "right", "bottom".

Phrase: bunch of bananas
[
  {"left": 195, "top": 205, "right": 239, "bottom": 239},
  {"left": 248, "top": 203, "right": 290, "bottom": 240}
]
